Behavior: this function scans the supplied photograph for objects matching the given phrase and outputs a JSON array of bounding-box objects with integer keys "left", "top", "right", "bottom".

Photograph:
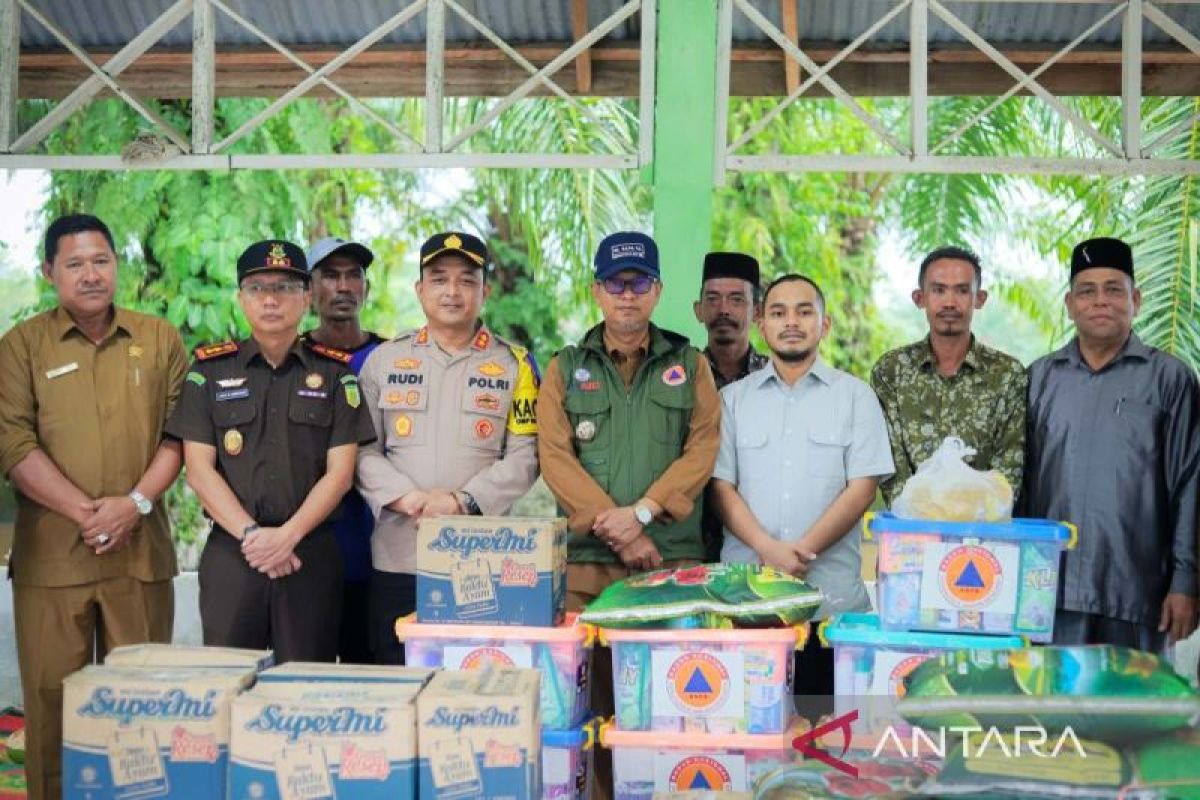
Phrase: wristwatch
[
  {"left": 128, "top": 490, "right": 152, "bottom": 516},
  {"left": 459, "top": 491, "right": 482, "bottom": 516},
  {"left": 242, "top": 523, "right": 261, "bottom": 541},
  {"left": 634, "top": 504, "right": 653, "bottom": 526}
]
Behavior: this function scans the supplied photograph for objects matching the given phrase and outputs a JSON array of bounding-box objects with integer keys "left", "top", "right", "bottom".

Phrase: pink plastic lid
[
  {"left": 395, "top": 612, "right": 594, "bottom": 645},
  {"left": 600, "top": 720, "right": 804, "bottom": 751},
  {"left": 600, "top": 625, "right": 804, "bottom": 647}
]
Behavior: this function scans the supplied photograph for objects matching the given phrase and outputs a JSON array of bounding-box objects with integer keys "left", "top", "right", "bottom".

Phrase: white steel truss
[
  {"left": 0, "top": 0, "right": 655, "bottom": 171},
  {"left": 719, "top": 0, "right": 1200, "bottom": 179}
]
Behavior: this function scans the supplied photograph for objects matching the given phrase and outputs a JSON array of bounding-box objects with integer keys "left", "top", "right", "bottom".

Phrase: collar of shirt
[
  {"left": 601, "top": 326, "right": 650, "bottom": 365},
  {"left": 1053, "top": 332, "right": 1151, "bottom": 370},
  {"left": 750, "top": 357, "right": 834, "bottom": 391},
  {"left": 916, "top": 334, "right": 980, "bottom": 374},
  {"left": 53, "top": 304, "right": 132, "bottom": 343},
  {"left": 239, "top": 335, "right": 310, "bottom": 371}
]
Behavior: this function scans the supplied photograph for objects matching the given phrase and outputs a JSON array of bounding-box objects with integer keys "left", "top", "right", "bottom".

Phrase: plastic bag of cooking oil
[{"left": 892, "top": 436, "right": 1013, "bottom": 522}]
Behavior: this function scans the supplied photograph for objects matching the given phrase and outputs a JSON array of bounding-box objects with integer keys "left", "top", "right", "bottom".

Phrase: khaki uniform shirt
[
  {"left": 356, "top": 326, "right": 541, "bottom": 574},
  {"left": 165, "top": 337, "right": 376, "bottom": 528},
  {"left": 0, "top": 306, "right": 188, "bottom": 587}
]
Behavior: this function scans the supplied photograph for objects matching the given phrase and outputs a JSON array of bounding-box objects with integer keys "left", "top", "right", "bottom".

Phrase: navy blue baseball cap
[{"left": 594, "top": 232, "right": 660, "bottom": 281}]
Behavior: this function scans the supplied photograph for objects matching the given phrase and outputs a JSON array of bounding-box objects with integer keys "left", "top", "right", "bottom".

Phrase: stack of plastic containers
[
  {"left": 819, "top": 511, "right": 1076, "bottom": 752},
  {"left": 404, "top": 515, "right": 594, "bottom": 799},
  {"left": 597, "top": 626, "right": 805, "bottom": 799}
]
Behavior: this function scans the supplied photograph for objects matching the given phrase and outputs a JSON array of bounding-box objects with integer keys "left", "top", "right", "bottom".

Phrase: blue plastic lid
[
  {"left": 824, "top": 613, "right": 1024, "bottom": 649},
  {"left": 542, "top": 718, "right": 594, "bottom": 748},
  {"left": 867, "top": 511, "right": 1072, "bottom": 543}
]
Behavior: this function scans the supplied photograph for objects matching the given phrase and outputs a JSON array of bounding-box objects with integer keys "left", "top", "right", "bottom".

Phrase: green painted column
[{"left": 649, "top": 0, "right": 720, "bottom": 343}]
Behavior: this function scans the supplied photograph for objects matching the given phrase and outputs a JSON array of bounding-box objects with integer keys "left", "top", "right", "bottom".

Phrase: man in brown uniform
[
  {"left": 0, "top": 214, "right": 187, "bottom": 800},
  {"left": 166, "top": 240, "right": 375, "bottom": 663},
  {"left": 356, "top": 231, "right": 540, "bottom": 663}
]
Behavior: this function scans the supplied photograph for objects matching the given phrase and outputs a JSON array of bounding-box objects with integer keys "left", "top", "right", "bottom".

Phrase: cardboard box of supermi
[
  {"left": 416, "top": 515, "right": 567, "bottom": 626},
  {"left": 105, "top": 644, "right": 274, "bottom": 672},
  {"left": 229, "top": 681, "right": 419, "bottom": 799},
  {"left": 417, "top": 668, "right": 541, "bottom": 799},
  {"left": 61, "top": 664, "right": 255, "bottom": 800}
]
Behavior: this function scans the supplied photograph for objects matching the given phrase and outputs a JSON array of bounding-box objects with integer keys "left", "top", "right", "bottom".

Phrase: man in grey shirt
[
  {"left": 713, "top": 274, "right": 894, "bottom": 704},
  {"left": 1024, "top": 236, "right": 1199, "bottom": 652}
]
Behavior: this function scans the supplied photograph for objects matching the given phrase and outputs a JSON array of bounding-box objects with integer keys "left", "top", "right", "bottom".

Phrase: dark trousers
[
  {"left": 793, "top": 626, "right": 835, "bottom": 722},
  {"left": 1054, "top": 609, "right": 1168, "bottom": 653},
  {"left": 368, "top": 569, "right": 416, "bottom": 665},
  {"left": 338, "top": 579, "right": 372, "bottom": 664},
  {"left": 199, "top": 527, "right": 343, "bottom": 663}
]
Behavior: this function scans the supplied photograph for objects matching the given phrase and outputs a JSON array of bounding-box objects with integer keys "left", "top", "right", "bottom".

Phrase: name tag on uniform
[
  {"left": 215, "top": 387, "right": 251, "bottom": 402},
  {"left": 297, "top": 389, "right": 328, "bottom": 399},
  {"left": 45, "top": 362, "right": 79, "bottom": 379}
]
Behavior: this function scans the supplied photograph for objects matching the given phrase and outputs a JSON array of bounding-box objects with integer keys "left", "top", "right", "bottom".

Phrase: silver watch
[
  {"left": 128, "top": 490, "right": 152, "bottom": 516},
  {"left": 634, "top": 504, "right": 653, "bottom": 526}
]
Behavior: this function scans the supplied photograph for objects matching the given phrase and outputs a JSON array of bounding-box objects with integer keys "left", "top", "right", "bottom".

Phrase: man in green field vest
[{"left": 538, "top": 231, "right": 721, "bottom": 606}]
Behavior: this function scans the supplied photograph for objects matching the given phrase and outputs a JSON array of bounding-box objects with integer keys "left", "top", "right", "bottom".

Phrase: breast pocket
[
  {"left": 805, "top": 428, "right": 850, "bottom": 478},
  {"left": 647, "top": 379, "right": 695, "bottom": 446},
  {"left": 461, "top": 386, "right": 511, "bottom": 453},
  {"left": 379, "top": 387, "right": 428, "bottom": 449},
  {"left": 1112, "top": 398, "right": 1165, "bottom": 463},
  {"left": 564, "top": 389, "right": 612, "bottom": 472},
  {"left": 735, "top": 429, "right": 772, "bottom": 486}
]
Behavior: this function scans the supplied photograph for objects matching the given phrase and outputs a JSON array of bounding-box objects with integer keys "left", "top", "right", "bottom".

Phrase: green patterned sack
[
  {"left": 897, "top": 646, "right": 1200, "bottom": 744},
  {"left": 579, "top": 563, "right": 823, "bottom": 628}
]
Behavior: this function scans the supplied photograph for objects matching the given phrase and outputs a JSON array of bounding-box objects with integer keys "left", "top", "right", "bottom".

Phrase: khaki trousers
[{"left": 13, "top": 576, "right": 173, "bottom": 800}]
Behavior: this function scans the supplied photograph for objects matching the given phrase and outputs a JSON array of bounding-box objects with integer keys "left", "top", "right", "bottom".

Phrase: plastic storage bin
[
  {"left": 865, "top": 511, "right": 1075, "bottom": 641},
  {"left": 542, "top": 718, "right": 599, "bottom": 800},
  {"left": 600, "top": 625, "right": 805, "bottom": 734},
  {"left": 821, "top": 612, "right": 1024, "bottom": 746},
  {"left": 601, "top": 722, "right": 797, "bottom": 799},
  {"left": 397, "top": 614, "right": 594, "bottom": 730}
]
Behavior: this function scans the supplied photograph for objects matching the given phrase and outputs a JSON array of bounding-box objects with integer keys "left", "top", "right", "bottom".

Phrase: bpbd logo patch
[
  {"left": 669, "top": 756, "right": 732, "bottom": 791},
  {"left": 939, "top": 545, "right": 1002, "bottom": 608},
  {"left": 666, "top": 652, "right": 729, "bottom": 714}
]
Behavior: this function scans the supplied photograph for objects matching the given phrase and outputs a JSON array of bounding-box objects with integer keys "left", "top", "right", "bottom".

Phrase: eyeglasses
[
  {"left": 599, "top": 275, "right": 656, "bottom": 296},
  {"left": 241, "top": 281, "right": 307, "bottom": 298}
]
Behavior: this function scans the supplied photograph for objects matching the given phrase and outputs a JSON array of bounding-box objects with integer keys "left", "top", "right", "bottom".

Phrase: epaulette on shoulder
[
  {"left": 391, "top": 328, "right": 418, "bottom": 343},
  {"left": 305, "top": 340, "right": 353, "bottom": 364},
  {"left": 194, "top": 341, "right": 238, "bottom": 361}
]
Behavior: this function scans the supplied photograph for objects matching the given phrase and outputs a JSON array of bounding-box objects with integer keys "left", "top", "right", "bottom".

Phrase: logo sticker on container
[
  {"left": 658, "top": 753, "right": 744, "bottom": 792},
  {"left": 653, "top": 650, "right": 744, "bottom": 717},
  {"left": 869, "top": 651, "right": 930, "bottom": 698},
  {"left": 922, "top": 542, "right": 1020, "bottom": 614},
  {"left": 446, "top": 645, "right": 532, "bottom": 671}
]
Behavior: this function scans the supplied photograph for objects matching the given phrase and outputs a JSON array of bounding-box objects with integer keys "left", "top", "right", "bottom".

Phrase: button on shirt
[
  {"left": 714, "top": 359, "right": 895, "bottom": 616},
  {"left": 0, "top": 306, "right": 188, "bottom": 587},
  {"left": 1023, "top": 334, "right": 1199, "bottom": 626}
]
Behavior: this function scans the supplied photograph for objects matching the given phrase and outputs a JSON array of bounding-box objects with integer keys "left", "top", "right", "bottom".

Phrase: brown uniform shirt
[
  {"left": 165, "top": 337, "right": 375, "bottom": 528},
  {"left": 537, "top": 327, "right": 722, "bottom": 534},
  {"left": 0, "top": 306, "right": 188, "bottom": 587}
]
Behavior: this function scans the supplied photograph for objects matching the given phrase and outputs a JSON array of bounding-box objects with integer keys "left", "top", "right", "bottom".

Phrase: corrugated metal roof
[{"left": 16, "top": 0, "right": 1198, "bottom": 50}]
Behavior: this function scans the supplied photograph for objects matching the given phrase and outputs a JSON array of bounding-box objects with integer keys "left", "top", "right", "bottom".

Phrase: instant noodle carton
[
  {"left": 228, "top": 681, "right": 420, "bottom": 799},
  {"left": 416, "top": 515, "right": 567, "bottom": 626},
  {"left": 61, "top": 664, "right": 255, "bottom": 800},
  {"left": 104, "top": 644, "right": 274, "bottom": 671},
  {"left": 416, "top": 668, "right": 541, "bottom": 799},
  {"left": 256, "top": 662, "right": 434, "bottom": 686}
]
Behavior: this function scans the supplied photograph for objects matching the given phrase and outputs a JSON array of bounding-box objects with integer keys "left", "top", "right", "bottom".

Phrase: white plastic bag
[{"left": 892, "top": 436, "right": 1013, "bottom": 522}]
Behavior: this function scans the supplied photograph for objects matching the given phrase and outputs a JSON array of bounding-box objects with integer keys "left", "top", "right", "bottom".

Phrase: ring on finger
[{"left": 96, "top": 532, "right": 111, "bottom": 545}]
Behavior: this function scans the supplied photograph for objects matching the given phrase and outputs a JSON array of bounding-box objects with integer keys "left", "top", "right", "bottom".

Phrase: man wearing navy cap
[
  {"left": 1023, "top": 236, "right": 1199, "bottom": 650},
  {"left": 539, "top": 231, "right": 720, "bottom": 585},
  {"left": 166, "top": 240, "right": 376, "bottom": 662},
  {"left": 302, "top": 237, "right": 384, "bottom": 663}
]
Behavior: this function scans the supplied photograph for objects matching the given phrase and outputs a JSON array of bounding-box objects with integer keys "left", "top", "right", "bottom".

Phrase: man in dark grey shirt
[{"left": 1023, "top": 236, "right": 1199, "bottom": 652}]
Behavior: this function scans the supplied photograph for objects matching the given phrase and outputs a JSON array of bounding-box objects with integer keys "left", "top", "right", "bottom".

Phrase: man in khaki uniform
[
  {"left": 0, "top": 214, "right": 187, "bottom": 800},
  {"left": 356, "top": 231, "right": 540, "bottom": 663}
]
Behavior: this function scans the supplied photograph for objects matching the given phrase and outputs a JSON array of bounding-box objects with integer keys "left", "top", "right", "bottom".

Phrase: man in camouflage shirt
[{"left": 871, "top": 246, "right": 1026, "bottom": 506}]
